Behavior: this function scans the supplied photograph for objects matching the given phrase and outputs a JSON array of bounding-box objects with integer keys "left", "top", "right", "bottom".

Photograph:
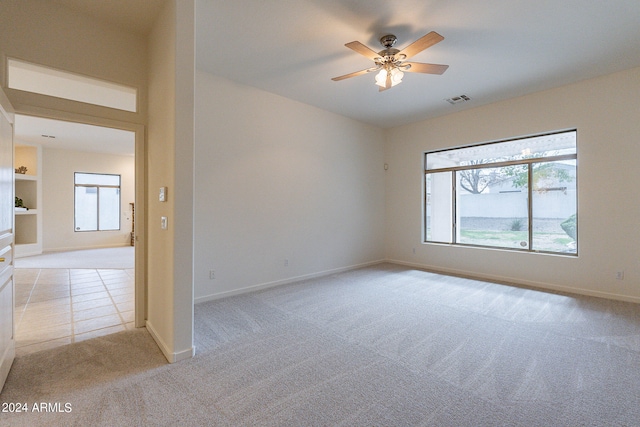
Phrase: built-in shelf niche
[
  {"left": 14, "top": 144, "right": 38, "bottom": 176},
  {"left": 15, "top": 214, "right": 37, "bottom": 244},
  {"left": 14, "top": 143, "right": 42, "bottom": 257},
  {"left": 15, "top": 174, "right": 37, "bottom": 210}
]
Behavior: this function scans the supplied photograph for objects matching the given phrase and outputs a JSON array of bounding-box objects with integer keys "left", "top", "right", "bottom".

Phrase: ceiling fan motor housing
[
  {"left": 380, "top": 34, "right": 397, "bottom": 48},
  {"left": 377, "top": 35, "right": 404, "bottom": 64}
]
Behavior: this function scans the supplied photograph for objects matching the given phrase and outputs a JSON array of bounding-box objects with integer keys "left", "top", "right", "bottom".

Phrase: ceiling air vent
[{"left": 445, "top": 94, "right": 471, "bottom": 105}]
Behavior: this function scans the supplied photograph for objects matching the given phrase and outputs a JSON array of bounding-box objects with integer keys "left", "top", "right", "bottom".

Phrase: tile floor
[{"left": 14, "top": 268, "right": 135, "bottom": 357}]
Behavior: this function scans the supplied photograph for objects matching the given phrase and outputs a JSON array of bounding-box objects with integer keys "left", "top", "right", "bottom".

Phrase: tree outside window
[{"left": 425, "top": 130, "right": 577, "bottom": 255}]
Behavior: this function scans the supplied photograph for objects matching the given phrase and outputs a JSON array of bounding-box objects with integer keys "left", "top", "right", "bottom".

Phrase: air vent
[{"left": 445, "top": 94, "right": 471, "bottom": 105}]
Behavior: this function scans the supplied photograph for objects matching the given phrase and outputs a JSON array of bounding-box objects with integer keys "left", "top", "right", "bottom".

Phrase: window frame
[
  {"left": 74, "top": 172, "right": 122, "bottom": 232},
  {"left": 424, "top": 130, "right": 578, "bottom": 256}
]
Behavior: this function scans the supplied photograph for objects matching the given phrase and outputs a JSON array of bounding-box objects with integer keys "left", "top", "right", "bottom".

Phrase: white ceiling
[
  {"left": 14, "top": 0, "right": 640, "bottom": 151},
  {"left": 14, "top": 115, "right": 135, "bottom": 156},
  {"left": 196, "top": 0, "right": 640, "bottom": 128}
]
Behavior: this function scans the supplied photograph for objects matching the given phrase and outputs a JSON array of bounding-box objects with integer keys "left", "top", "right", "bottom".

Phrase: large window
[
  {"left": 425, "top": 130, "right": 577, "bottom": 255},
  {"left": 74, "top": 173, "right": 121, "bottom": 232}
]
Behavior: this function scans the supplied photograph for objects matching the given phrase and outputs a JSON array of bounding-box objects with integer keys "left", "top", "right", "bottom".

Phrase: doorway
[{"left": 12, "top": 114, "right": 144, "bottom": 356}]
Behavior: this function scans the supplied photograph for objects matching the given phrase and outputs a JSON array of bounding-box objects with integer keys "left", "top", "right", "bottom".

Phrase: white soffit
[{"left": 7, "top": 59, "right": 137, "bottom": 113}]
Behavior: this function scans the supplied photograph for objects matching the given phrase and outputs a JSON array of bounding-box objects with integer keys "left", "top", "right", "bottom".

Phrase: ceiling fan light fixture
[
  {"left": 375, "top": 68, "right": 404, "bottom": 88},
  {"left": 391, "top": 68, "right": 404, "bottom": 85},
  {"left": 374, "top": 69, "right": 387, "bottom": 87}
]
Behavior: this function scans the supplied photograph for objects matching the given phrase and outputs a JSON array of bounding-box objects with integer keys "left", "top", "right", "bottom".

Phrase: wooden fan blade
[
  {"left": 397, "top": 31, "right": 444, "bottom": 60},
  {"left": 345, "top": 41, "right": 381, "bottom": 60},
  {"left": 404, "top": 62, "right": 449, "bottom": 75},
  {"left": 331, "top": 68, "right": 374, "bottom": 81}
]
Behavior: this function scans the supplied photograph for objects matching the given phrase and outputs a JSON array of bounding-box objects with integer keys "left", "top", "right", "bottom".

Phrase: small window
[
  {"left": 7, "top": 58, "right": 137, "bottom": 112},
  {"left": 425, "top": 130, "right": 577, "bottom": 255},
  {"left": 75, "top": 173, "right": 121, "bottom": 232}
]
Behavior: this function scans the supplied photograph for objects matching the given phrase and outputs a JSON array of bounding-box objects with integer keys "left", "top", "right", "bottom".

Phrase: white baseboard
[
  {"left": 14, "top": 243, "right": 42, "bottom": 258},
  {"left": 145, "top": 321, "right": 194, "bottom": 364},
  {"left": 44, "top": 244, "right": 132, "bottom": 253},
  {"left": 386, "top": 258, "right": 640, "bottom": 304},
  {"left": 194, "top": 259, "right": 386, "bottom": 304}
]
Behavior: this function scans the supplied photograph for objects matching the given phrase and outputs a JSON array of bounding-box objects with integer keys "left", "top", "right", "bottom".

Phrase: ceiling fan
[{"left": 332, "top": 31, "right": 449, "bottom": 91}]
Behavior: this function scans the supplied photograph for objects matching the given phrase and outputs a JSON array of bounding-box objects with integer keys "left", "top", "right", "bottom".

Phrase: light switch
[
  {"left": 159, "top": 187, "right": 167, "bottom": 202},
  {"left": 161, "top": 216, "right": 168, "bottom": 230}
]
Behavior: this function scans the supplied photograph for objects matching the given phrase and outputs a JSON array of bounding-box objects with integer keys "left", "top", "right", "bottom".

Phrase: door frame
[
  {"left": 12, "top": 105, "right": 147, "bottom": 326},
  {"left": 0, "top": 87, "right": 15, "bottom": 392}
]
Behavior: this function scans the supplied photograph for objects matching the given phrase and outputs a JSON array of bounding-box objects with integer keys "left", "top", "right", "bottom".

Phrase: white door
[{"left": 0, "top": 89, "right": 15, "bottom": 393}]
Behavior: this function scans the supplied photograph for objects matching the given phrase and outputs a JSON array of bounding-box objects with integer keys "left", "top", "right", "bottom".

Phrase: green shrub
[
  {"left": 560, "top": 214, "right": 577, "bottom": 240},
  {"left": 510, "top": 218, "right": 524, "bottom": 231}
]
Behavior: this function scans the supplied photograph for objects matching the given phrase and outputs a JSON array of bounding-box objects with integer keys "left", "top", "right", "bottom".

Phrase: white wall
[
  {"left": 0, "top": 0, "right": 147, "bottom": 126},
  {"left": 41, "top": 147, "right": 134, "bottom": 251},
  {"left": 194, "top": 71, "right": 386, "bottom": 301},
  {"left": 146, "top": 0, "right": 195, "bottom": 362},
  {"left": 1, "top": 0, "right": 196, "bottom": 362},
  {"left": 385, "top": 66, "right": 640, "bottom": 302}
]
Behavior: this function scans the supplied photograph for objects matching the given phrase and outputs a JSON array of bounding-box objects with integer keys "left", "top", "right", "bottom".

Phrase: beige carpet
[
  {"left": 2, "top": 263, "right": 640, "bottom": 425},
  {"left": 14, "top": 247, "right": 134, "bottom": 269}
]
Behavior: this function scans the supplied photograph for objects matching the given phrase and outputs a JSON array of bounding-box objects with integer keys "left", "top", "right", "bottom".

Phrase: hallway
[{"left": 13, "top": 248, "right": 135, "bottom": 356}]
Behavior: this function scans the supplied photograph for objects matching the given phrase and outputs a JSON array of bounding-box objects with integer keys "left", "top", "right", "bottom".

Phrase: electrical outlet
[
  {"left": 284, "top": 259, "right": 289, "bottom": 267},
  {"left": 616, "top": 271, "right": 624, "bottom": 280},
  {"left": 209, "top": 270, "right": 215, "bottom": 280},
  {"left": 412, "top": 248, "right": 416, "bottom": 254}
]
